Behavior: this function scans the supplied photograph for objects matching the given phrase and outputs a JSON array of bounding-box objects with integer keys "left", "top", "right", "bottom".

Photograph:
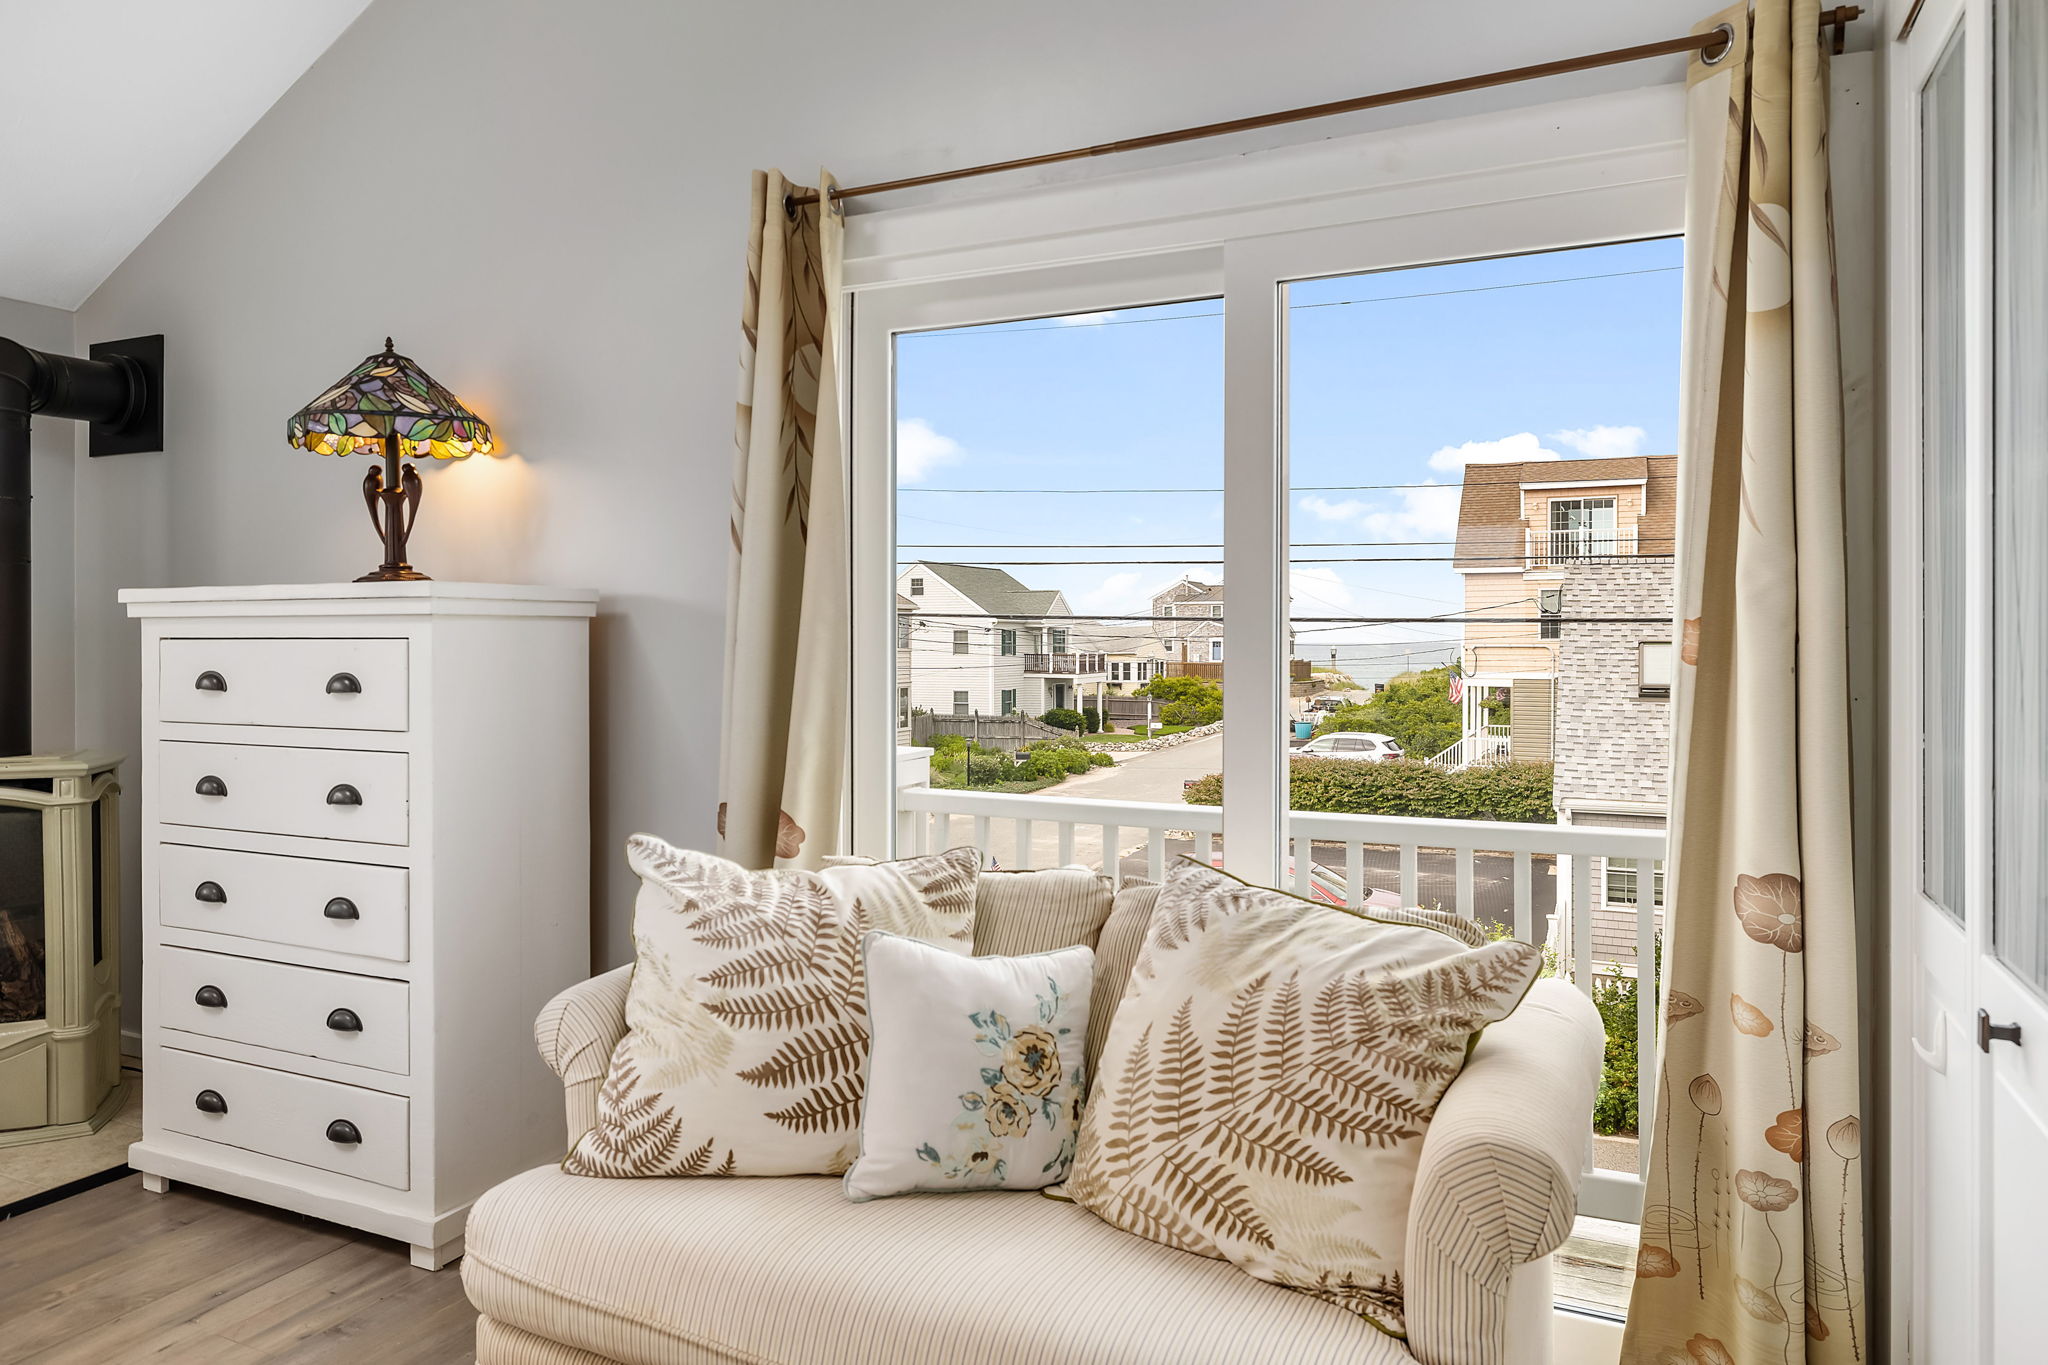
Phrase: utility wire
[{"left": 902, "top": 474, "right": 1676, "bottom": 494}]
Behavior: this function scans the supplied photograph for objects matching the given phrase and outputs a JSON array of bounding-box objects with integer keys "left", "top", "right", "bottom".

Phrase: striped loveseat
[{"left": 462, "top": 876, "right": 1604, "bottom": 1365}]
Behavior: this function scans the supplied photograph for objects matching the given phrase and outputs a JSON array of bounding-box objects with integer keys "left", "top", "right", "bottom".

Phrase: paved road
[{"left": 963, "top": 731, "right": 1556, "bottom": 939}]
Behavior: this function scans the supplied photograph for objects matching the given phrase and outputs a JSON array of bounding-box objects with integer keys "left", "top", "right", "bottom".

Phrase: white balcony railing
[
  {"left": 1425, "top": 723, "right": 1513, "bottom": 769},
  {"left": 1525, "top": 525, "right": 1637, "bottom": 565},
  {"left": 896, "top": 783, "right": 1665, "bottom": 1223}
]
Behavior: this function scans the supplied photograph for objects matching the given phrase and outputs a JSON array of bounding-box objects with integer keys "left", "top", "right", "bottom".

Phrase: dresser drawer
[
  {"left": 159, "top": 844, "right": 410, "bottom": 963},
  {"left": 155, "top": 1047, "right": 410, "bottom": 1190},
  {"left": 160, "top": 946, "right": 410, "bottom": 1075},
  {"left": 159, "top": 741, "right": 409, "bottom": 845},
  {"left": 159, "top": 638, "right": 408, "bottom": 731}
]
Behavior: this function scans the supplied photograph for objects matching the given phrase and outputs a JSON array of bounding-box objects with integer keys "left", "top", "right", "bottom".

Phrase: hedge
[{"left": 1181, "top": 757, "right": 1555, "bottom": 824}]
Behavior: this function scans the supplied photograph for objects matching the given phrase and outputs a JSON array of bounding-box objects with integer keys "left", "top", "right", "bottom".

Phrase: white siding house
[{"left": 897, "top": 562, "right": 1106, "bottom": 719}]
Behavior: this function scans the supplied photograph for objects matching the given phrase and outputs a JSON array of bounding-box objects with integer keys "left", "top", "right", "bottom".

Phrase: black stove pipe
[{"left": 0, "top": 338, "right": 151, "bottom": 759}]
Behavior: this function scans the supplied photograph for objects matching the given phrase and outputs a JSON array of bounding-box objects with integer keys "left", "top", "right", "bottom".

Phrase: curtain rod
[{"left": 789, "top": 6, "right": 1862, "bottom": 210}]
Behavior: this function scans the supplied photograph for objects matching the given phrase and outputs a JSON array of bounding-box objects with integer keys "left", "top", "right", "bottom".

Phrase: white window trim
[{"left": 845, "top": 81, "right": 1689, "bottom": 884}]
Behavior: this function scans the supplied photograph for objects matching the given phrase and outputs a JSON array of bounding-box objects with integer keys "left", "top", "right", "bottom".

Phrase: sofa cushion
[
  {"left": 562, "top": 838, "right": 979, "bottom": 1178},
  {"left": 1087, "top": 880, "right": 1160, "bottom": 1083},
  {"left": 465, "top": 1166, "right": 1416, "bottom": 1365},
  {"left": 1067, "top": 857, "right": 1543, "bottom": 1339}
]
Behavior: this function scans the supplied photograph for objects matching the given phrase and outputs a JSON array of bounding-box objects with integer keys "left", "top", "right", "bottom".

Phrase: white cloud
[
  {"left": 896, "top": 418, "right": 961, "bottom": 483},
  {"left": 1298, "top": 495, "right": 1370, "bottom": 522},
  {"left": 1426, "top": 432, "right": 1561, "bottom": 473},
  {"left": 1550, "top": 424, "right": 1647, "bottom": 459},
  {"left": 1297, "top": 485, "right": 1459, "bottom": 544},
  {"left": 1056, "top": 311, "right": 1120, "bottom": 327}
]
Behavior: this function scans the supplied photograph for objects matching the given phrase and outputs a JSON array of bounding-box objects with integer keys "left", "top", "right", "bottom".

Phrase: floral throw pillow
[
  {"left": 1066, "top": 857, "right": 1542, "bottom": 1338},
  {"left": 564, "top": 837, "right": 980, "bottom": 1178},
  {"left": 843, "top": 933, "right": 1093, "bottom": 1201}
]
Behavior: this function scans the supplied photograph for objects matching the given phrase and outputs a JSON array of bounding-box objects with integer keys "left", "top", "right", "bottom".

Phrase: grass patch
[{"left": 1087, "top": 725, "right": 1195, "bottom": 744}]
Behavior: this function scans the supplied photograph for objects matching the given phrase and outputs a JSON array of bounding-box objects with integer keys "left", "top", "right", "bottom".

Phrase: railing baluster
[
  {"left": 1513, "top": 851, "right": 1533, "bottom": 946},
  {"left": 1147, "top": 829, "right": 1166, "bottom": 883},
  {"left": 1293, "top": 835, "right": 1313, "bottom": 897},
  {"left": 1057, "top": 821, "right": 1075, "bottom": 867},
  {"left": 1014, "top": 818, "right": 1034, "bottom": 871},
  {"left": 1196, "top": 830, "right": 1213, "bottom": 866},
  {"left": 1100, "top": 825, "right": 1119, "bottom": 889},
  {"left": 1401, "top": 844, "right": 1420, "bottom": 908},
  {"left": 1455, "top": 848, "right": 1474, "bottom": 921},
  {"left": 1572, "top": 853, "right": 1594, "bottom": 992},
  {"left": 1345, "top": 841, "right": 1364, "bottom": 909},
  {"left": 973, "top": 816, "right": 991, "bottom": 862}
]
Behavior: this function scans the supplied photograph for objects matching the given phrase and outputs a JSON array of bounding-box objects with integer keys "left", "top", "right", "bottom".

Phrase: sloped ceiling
[{"left": 0, "top": 0, "right": 373, "bottom": 310}]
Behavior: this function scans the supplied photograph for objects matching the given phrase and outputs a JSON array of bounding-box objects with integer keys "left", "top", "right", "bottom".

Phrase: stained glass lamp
[{"left": 286, "top": 339, "right": 494, "bottom": 582}]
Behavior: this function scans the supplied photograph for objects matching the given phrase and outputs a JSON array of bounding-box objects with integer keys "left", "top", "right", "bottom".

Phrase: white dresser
[{"left": 120, "top": 583, "right": 597, "bottom": 1269}]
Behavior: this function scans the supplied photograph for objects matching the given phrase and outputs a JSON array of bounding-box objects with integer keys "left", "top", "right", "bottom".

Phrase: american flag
[{"left": 1448, "top": 672, "right": 1465, "bottom": 704}]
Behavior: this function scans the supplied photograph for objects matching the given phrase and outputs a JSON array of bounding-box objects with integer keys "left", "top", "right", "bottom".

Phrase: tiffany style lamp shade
[{"left": 286, "top": 339, "right": 494, "bottom": 582}]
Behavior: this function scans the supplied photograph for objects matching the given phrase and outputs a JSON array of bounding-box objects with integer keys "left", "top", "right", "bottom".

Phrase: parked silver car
[{"left": 1295, "top": 731, "right": 1404, "bottom": 761}]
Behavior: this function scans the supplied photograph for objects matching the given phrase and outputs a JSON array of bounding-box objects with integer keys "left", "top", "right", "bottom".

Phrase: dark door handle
[
  {"left": 194, "top": 881, "right": 226, "bottom": 904},
  {"left": 325, "top": 672, "right": 362, "bottom": 694},
  {"left": 323, "top": 896, "right": 359, "bottom": 920},
  {"left": 194, "top": 1089, "right": 227, "bottom": 1115},
  {"left": 1978, "top": 1008, "right": 2023, "bottom": 1052},
  {"left": 325, "top": 1119, "right": 362, "bottom": 1145},
  {"left": 326, "top": 1008, "right": 362, "bottom": 1033},
  {"left": 194, "top": 775, "right": 228, "bottom": 798},
  {"left": 193, "top": 985, "right": 227, "bottom": 1009},
  {"left": 194, "top": 671, "right": 227, "bottom": 692},
  {"left": 324, "top": 784, "right": 362, "bottom": 806}
]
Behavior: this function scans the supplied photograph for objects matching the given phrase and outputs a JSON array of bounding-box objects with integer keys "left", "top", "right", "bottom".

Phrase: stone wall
[{"left": 1551, "top": 560, "right": 1676, "bottom": 812}]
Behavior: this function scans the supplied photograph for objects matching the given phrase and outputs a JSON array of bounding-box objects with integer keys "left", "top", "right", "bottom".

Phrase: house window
[
  {"left": 1538, "top": 587, "right": 1563, "bottom": 640},
  {"left": 1210, "top": 604, "right": 1223, "bottom": 618},
  {"left": 1209, "top": 638, "right": 1224, "bottom": 662},
  {"left": 1547, "top": 497, "right": 1620, "bottom": 557},
  {"left": 909, "top": 576, "right": 924, "bottom": 596},
  {"left": 1638, "top": 641, "right": 1673, "bottom": 697},
  {"left": 952, "top": 690, "right": 969, "bottom": 716},
  {"left": 1051, "top": 628, "right": 1068, "bottom": 652},
  {"left": 953, "top": 629, "right": 970, "bottom": 655},
  {"left": 898, "top": 687, "right": 910, "bottom": 726},
  {"left": 896, "top": 616, "right": 911, "bottom": 648},
  {"left": 1001, "top": 688, "right": 1017, "bottom": 715},
  {"left": 1605, "top": 858, "right": 1666, "bottom": 908},
  {"left": 1000, "top": 629, "right": 1017, "bottom": 656}
]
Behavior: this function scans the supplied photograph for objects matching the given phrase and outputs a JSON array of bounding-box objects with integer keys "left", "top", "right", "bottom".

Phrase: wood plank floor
[{"left": 0, "top": 1174, "right": 477, "bottom": 1363}]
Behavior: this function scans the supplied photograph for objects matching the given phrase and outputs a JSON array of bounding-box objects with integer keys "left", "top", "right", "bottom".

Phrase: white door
[{"left": 1890, "top": 2, "right": 2048, "bottom": 1358}]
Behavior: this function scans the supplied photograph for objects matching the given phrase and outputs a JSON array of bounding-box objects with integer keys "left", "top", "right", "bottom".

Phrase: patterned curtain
[
  {"left": 718, "top": 171, "right": 847, "bottom": 869},
  {"left": 1623, "top": 3, "right": 1865, "bottom": 1361}
]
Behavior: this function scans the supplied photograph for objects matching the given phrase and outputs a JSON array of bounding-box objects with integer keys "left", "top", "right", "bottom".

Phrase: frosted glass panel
[
  {"left": 1995, "top": 0, "right": 2048, "bottom": 992},
  {"left": 1922, "top": 34, "right": 1968, "bottom": 922}
]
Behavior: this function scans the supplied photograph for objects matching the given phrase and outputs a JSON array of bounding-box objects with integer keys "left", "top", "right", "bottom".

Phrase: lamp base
[
  {"left": 357, "top": 440, "right": 431, "bottom": 584},
  {"left": 354, "top": 567, "right": 433, "bottom": 582}
]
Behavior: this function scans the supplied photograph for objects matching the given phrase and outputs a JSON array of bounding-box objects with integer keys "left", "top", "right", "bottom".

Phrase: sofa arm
[
  {"left": 1404, "top": 979, "right": 1604, "bottom": 1365},
  {"left": 536, "top": 964, "right": 633, "bottom": 1148}
]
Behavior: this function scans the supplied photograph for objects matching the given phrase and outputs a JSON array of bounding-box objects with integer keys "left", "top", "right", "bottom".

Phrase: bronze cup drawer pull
[
  {"left": 325, "top": 672, "right": 362, "bottom": 695},
  {"left": 323, "top": 896, "right": 359, "bottom": 920},
  {"left": 194, "top": 881, "right": 226, "bottom": 904},
  {"left": 193, "top": 985, "right": 227, "bottom": 1009},
  {"left": 325, "top": 1119, "right": 362, "bottom": 1145},
  {"left": 194, "top": 1089, "right": 228, "bottom": 1115},
  {"left": 325, "top": 784, "right": 363, "bottom": 807},
  {"left": 194, "top": 775, "right": 228, "bottom": 798},
  {"left": 326, "top": 1008, "right": 363, "bottom": 1033},
  {"left": 194, "top": 670, "right": 227, "bottom": 692}
]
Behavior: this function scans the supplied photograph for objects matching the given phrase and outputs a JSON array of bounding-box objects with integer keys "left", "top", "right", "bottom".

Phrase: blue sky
[{"left": 894, "top": 236, "right": 1683, "bottom": 673}]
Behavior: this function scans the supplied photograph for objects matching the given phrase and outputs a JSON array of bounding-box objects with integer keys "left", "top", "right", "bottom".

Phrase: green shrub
[
  {"left": 1590, "top": 970, "right": 1641, "bottom": 1135},
  {"left": 1312, "top": 666, "right": 1463, "bottom": 760},
  {"left": 1161, "top": 698, "right": 1222, "bottom": 727},
  {"left": 1022, "top": 748, "right": 1068, "bottom": 780},
  {"left": 1039, "top": 707, "right": 1086, "bottom": 732},
  {"left": 1182, "top": 758, "right": 1555, "bottom": 824},
  {"left": 1137, "top": 675, "right": 1221, "bottom": 707},
  {"left": 1081, "top": 706, "right": 1101, "bottom": 734},
  {"left": 928, "top": 733, "right": 967, "bottom": 755},
  {"left": 1062, "top": 750, "right": 1092, "bottom": 774},
  {"left": 966, "top": 752, "right": 1017, "bottom": 785},
  {"left": 1088, "top": 751, "right": 1114, "bottom": 767}
]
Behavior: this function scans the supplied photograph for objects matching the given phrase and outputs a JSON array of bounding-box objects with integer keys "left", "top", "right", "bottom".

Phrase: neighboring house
[
  {"left": 896, "top": 593, "right": 916, "bottom": 741},
  {"left": 1151, "top": 577, "right": 1227, "bottom": 669},
  {"left": 1449, "top": 454, "right": 1678, "bottom": 969},
  {"left": 896, "top": 561, "right": 1106, "bottom": 718}
]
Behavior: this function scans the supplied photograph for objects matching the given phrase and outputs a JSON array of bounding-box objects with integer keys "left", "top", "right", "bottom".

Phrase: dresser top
[{"left": 120, "top": 582, "right": 598, "bottom": 618}]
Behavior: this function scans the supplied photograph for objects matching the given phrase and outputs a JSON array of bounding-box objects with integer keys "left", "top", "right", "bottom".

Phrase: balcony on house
[
  {"left": 1524, "top": 524, "right": 1638, "bottom": 566},
  {"left": 1021, "top": 651, "right": 1106, "bottom": 675}
]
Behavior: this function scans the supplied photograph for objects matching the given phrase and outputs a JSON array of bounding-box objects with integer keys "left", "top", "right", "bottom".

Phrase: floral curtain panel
[
  {"left": 1623, "top": 3, "right": 1865, "bottom": 1361},
  {"left": 718, "top": 171, "right": 847, "bottom": 869}
]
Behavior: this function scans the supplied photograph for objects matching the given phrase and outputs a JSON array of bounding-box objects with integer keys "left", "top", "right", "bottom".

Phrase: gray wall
[
  {"left": 66, "top": 0, "right": 1827, "bottom": 1030},
  {"left": 0, "top": 295, "right": 77, "bottom": 755}
]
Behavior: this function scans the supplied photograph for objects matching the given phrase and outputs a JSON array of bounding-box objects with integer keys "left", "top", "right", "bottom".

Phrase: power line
[
  {"left": 898, "top": 265, "right": 1684, "bottom": 339},
  {"left": 900, "top": 538, "right": 1679, "bottom": 549},
  {"left": 901, "top": 473, "right": 1676, "bottom": 494},
  {"left": 897, "top": 555, "right": 1675, "bottom": 566}
]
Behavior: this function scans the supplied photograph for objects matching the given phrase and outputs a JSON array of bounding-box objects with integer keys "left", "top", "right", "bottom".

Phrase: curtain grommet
[{"left": 1701, "top": 22, "right": 1736, "bottom": 65}]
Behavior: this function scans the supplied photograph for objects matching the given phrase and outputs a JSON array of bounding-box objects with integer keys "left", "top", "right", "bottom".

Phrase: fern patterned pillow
[
  {"left": 843, "top": 933, "right": 1093, "bottom": 1201},
  {"left": 1066, "top": 857, "right": 1542, "bottom": 1339},
  {"left": 564, "top": 837, "right": 980, "bottom": 1178}
]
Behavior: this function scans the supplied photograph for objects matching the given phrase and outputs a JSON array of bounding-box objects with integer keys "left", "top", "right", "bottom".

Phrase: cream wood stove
[{"left": 0, "top": 751, "right": 127, "bottom": 1145}]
